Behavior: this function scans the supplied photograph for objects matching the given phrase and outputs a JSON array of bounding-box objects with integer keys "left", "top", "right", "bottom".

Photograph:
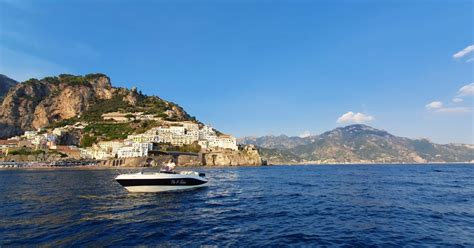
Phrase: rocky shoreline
[
  {"left": 0, "top": 146, "right": 264, "bottom": 168},
  {"left": 0, "top": 161, "right": 98, "bottom": 169},
  {"left": 1, "top": 145, "right": 264, "bottom": 167}
]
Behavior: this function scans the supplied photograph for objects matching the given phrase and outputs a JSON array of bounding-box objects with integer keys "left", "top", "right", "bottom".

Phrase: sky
[{"left": 0, "top": 0, "right": 473, "bottom": 144}]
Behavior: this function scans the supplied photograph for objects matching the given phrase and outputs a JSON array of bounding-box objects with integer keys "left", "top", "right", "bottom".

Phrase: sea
[{"left": 1, "top": 164, "right": 473, "bottom": 246}]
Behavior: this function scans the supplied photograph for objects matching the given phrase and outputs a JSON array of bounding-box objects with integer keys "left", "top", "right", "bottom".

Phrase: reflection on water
[{"left": 1, "top": 165, "right": 474, "bottom": 246}]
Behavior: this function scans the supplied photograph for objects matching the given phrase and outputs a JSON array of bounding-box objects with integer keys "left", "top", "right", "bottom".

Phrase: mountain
[
  {"left": 237, "top": 135, "right": 317, "bottom": 150},
  {"left": 256, "top": 147, "right": 303, "bottom": 164},
  {"left": 0, "top": 74, "right": 18, "bottom": 102},
  {"left": 0, "top": 73, "right": 195, "bottom": 139},
  {"left": 240, "top": 125, "right": 474, "bottom": 164}
]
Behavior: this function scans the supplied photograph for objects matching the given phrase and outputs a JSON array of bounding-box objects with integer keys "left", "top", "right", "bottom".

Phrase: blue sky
[{"left": 0, "top": 0, "right": 473, "bottom": 143}]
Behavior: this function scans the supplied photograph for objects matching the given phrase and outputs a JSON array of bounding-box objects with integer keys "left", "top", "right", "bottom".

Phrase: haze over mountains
[{"left": 239, "top": 125, "right": 474, "bottom": 164}]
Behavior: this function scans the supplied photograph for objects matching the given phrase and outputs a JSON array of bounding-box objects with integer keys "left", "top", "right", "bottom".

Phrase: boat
[
  {"left": 115, "top": 170, "right": 208, "bottom": 193},
  {"left": 115, "top": 151, "right": 208, "bottom": 193}
]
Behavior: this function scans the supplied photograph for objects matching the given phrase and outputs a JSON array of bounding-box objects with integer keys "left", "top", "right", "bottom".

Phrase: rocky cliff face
[
  {"left": 0, "top": 74, "right": 114, "bottom": 138},
  {"left": 0, "top": 73, "right": 193, "bottom": 139},
  {"left": 203, "top": 146, "right": 262, "bottom": 166},
  {"left": 97, "top": 148, "right": 263, "bottom": 167},
  {"left": 1, "top": 152, "right": 65, "bottom": 162}
]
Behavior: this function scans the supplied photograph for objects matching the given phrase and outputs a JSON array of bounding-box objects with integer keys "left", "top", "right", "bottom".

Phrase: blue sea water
[{"left": 1, "top": 165, "right": 474, "bottom": 246}]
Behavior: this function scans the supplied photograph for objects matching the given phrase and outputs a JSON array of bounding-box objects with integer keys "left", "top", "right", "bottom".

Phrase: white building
[
  {"left": 80, "top": 147, "right": 114, "bottom": 160},
  {"left": 117, "top": 143, "right": 152, "bottom": 158},
  {"left": 215, "top": 135, "right": 238, "bottom": 150},
  {"left": 147, "top": 125, "right": 199, "bottom": 146},
  {"left": 52, "top": 127, "right": 65, "bottom": 136},
  {"left": 170, "top": 135, "right": 197, "bottom": 146},
  {"left": 80, "top": 148, "right": 93, "bottom": 159},
  {"left": 97, "top": 141, "right": 125, "bottom": 156},
  {"left": 23, "top": 131, "right": 38, "bottom": 139},
  {"left": 169, "top": 126, "right": 186, "bottom": 135},
  {"left": 198, "top": 140, "right": 209, "bottom": 150},
  {"left": 31, "top": 136, "right": 46, "bottom": 146},
  {"left": 185, "top": 129, "right": 199, "bottom": 140},
  {"left": 198, "top": 135, "right": 238, "bottom": 151},
  {"left": 158, "top": 132, "right": 173, "bottom": 144},
  {"left": 79, "top": 121, "right": 238, "bottom": 159},
  {"left": 199, "top": 125, "right": 217, "bottom": 140},
  {"left": 127, "top": 134, "right": 160, "bottom": 143}
]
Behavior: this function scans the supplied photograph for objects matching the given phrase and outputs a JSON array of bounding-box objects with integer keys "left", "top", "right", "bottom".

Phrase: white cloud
[
  {"left": 457, "top": 83, "right": 474, "bottom": 97},
  {"left": 425, "top": 101, "right": 443, "bottom": 110},
  {"left": 435, "top": 107, "right": 471, "bottom": 114},
  {"left": 453, "top": 45, "right": 474, "bottom": 59},
  {"left": 299, "top": 130, "right": 311, "bottom": 138},
  {"left": 337, "top": 112, "right": 374, "bottom": 124},
  {"left": 425, "top": 83, "right": 473, "bottom": 115}
]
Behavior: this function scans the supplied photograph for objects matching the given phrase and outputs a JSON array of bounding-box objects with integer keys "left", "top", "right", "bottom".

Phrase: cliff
[
  {"left": 202, "top": 146, "right": 262, "bottom": 166},
  {"left": 0, "top": 74, "right": 193, "bottom": 139},
  {"left": 1, "top": 152, "right": 66, "bottom": 162},
  {"left": 96, "top": 146, "right": 263, "bottom": 167},
  {"left": 0, "top": 74, "right": 113, "bottom": 138}
]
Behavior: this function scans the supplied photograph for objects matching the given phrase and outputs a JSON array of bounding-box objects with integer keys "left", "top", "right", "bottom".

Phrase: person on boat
[{"left": 161, "top": 159, "right": 176, "bottom": 173}]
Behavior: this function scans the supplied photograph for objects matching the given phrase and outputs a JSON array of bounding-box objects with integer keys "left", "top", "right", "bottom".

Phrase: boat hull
[
  {"left": 115, "top": 172, "right": 208, "bottom": 193},
  {"left": 124, "top": 184, "right": 207, "bottom": 193}
]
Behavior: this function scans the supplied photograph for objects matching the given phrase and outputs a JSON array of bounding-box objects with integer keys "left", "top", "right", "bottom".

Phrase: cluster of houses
[
  {"left": 80, "top": 121, "right": 238, "bottom": 160},
  {"left": 101, "top": 112, "right": 162, "bottom": 122},
  {"left": 0, "top": 122, "right": 86, "bottom": 158},
  {"left": 0, "top": 117, "right": 238, "bottom": 160}
]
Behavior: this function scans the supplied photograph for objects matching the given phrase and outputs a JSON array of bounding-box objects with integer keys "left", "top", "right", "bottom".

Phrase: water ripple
[{"left": 0, "top": 165, "right": 474, "bottom": 246}]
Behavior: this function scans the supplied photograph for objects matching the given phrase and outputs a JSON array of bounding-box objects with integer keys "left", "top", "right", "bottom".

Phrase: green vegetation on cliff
[
  {"left": 6, "top": 148, "right": 67, "bottom": 158},
  {"left": 8, "top": 149, "right": 45, "bottom": 156},
  {"left": 83, "top": 123, "right": 134, "bottom": 142},
  {"left": 0, "top": 73, "right": 199, "bottom": 142},
  {"left": 81, "top": 95, "right": 131, "bottom": 122}
]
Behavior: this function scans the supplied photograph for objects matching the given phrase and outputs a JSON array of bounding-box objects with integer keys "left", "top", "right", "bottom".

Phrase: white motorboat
[{"left": 115, "top": 170, "right": 208, "bottom": 193}]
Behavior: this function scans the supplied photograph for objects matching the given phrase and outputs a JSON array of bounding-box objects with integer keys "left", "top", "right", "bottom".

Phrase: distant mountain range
[{"left": 239, "top": 125, "right": 474, "bottom": 164}]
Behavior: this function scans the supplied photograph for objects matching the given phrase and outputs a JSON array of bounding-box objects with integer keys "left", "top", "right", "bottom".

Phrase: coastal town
[{"left": 0, "top": 111, "right": 239, "bottom": 161}]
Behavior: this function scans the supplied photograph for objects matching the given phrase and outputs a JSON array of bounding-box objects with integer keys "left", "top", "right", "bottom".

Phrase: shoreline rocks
[
  {"left": 202, "top": 146, "right": 262, "bottom": 166},
  {"left": 1, "top": 145, "right": 264, "bottom": 167}
]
